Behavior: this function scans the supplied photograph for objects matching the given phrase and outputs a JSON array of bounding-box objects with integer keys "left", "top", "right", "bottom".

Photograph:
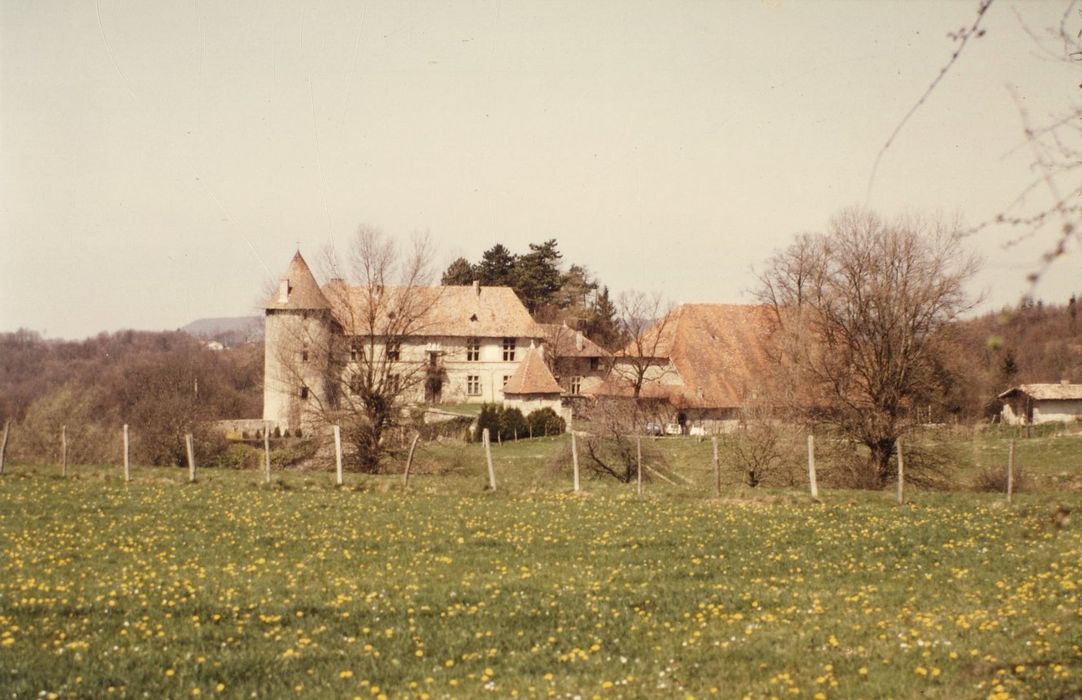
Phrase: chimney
[
  {"left": 575, "top": 331, "right": 584, "bottom": 351},
  {"left": 473, "top": 280, "right": 480, "bottom": 296},
  {"left": 1062, "top": 378, "right": 1070, "bottom": 385}
]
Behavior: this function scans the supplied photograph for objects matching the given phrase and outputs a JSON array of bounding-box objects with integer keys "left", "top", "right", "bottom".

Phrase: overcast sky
[{"left": 2, "top": 0, "right": 1079, "bottom": 339}]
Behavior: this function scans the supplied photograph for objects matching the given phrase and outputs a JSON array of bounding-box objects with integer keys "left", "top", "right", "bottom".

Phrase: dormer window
[{"left": 469, "top": 313, "right": 478, "bottom": 322}]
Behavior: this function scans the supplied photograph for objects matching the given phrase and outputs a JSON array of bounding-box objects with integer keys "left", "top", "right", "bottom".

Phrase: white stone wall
[
  {"left": 1033, "top": 399, "right": 1082, "bottom": 424},
  {"left": 263, "top": 310, "right": 333, "bottom": 432}
]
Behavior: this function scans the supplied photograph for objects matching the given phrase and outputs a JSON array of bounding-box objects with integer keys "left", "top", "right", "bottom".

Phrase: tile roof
[
  {"left": 503, "top": 345, "right": 563, "bottom": 395},
  {"left": 264, "top": 252, "right": 331, "bottom": 310},
  {"left": 539, "top": 324, "right": 613, "bottom": 358},
  {"left": 592, "top": 304, "right": 773, "bottom": 409},
  {"left": 324, "top": 283, "right": 542, "bottom": 339},
  {"left": 998, "top": 383, "right": 1082, "bottom": 401}
]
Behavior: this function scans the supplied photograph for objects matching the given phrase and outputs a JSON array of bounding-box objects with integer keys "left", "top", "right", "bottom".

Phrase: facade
[
  {"left": 539, "top": 323, "right": 613, "bottom": 397},
  {"left": 998, "top": 383, "right": 1082, "bottom": 425},
  {"left": 588, "top": 304, "right": 772, "bottom": 434},
  {"left": 263, "top": 252, "right": 546, "bottom": 432}
]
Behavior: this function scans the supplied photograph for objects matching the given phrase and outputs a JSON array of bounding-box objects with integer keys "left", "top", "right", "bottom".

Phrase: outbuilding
[{"left": 998, "top": 382, "right": 1082, "bottom": 425}]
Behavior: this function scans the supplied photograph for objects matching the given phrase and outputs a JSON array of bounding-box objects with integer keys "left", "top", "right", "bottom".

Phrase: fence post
[
  {"left": 263, "top": 422, "right": 271, "bottom": 484},
  {"left": 123, "top": 424, "right": 131, "bottom": 482},
  {"left": 483, "top": 428, "right": 496, "bottom": 491},
  {"left": 896, "top": 437, "right": 904, "bottom": 505},
  {"left": 712, "top": 436, "right": 720, "bottom": 498},
  {"left": 571, "top": 431, "right": 580, "bottom": 493},
  {"left": 333, "top": 425, "right": 344, "bottom": 486},
  {"left": 636, "top": 436, "right": 643, "bottom": 497},
  {"left": 185, "top": 433, "right": 195, "bottom": 483},
  {"left": 0, "top": 420, "right": 9, "bottom": 475},
  {"left": 807, "top": 434, "right": 818, "bottom": 499},
  {"left": 403, "top": 433, "right": 420, "bottom": 487},
  {"left": 61, "top": 424, "right": 68, "bottom": 477},
  {"left": 1007, "top": 439, "right": 1015, "bottom": 503}
]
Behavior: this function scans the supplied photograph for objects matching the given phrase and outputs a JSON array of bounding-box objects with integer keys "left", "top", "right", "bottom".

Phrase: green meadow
[{"left": 0, "top": 428, "right": 1079, "bottom": 699}]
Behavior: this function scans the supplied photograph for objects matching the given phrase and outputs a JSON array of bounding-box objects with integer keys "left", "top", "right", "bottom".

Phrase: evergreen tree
[
  {"left": 513, "top": 239, "right": 563, "bottom": 313},
  {"left": 584, "top": 285, "right": 623, "bottom": 350},
  {"left": 441, "top": 257, "right": 476, "bottom": 285},
  {"left": 477, "top": 244, "right": 518, "bottom": 287}
]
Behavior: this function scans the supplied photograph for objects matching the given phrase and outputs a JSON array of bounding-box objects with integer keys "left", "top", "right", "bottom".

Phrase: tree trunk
[{"left": 869, "top": 439, "right": 896, "bottom": 488}]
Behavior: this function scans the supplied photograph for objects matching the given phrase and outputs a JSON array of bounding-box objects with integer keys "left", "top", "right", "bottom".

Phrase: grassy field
[{"left": 0, "top": 429, "right": 1079, "bottom": 698}]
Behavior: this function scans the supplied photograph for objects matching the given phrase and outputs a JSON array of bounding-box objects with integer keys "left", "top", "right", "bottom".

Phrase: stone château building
[{"left": 263, "top": 251, "right": 572, "bottom": 432}]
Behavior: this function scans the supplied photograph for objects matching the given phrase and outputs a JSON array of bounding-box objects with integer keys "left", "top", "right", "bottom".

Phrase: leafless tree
[
  {"left": 757, "top": 209, "right": 981, "bottom": 487},
  {"left": 274, "top": 226, "right": 440, "bottom": 473},
  {"left": 578, "top": 397, "right": 667, "bottom": 483},
  {"left": 610, "top": 291, "right": 676, "bottom": 399}
]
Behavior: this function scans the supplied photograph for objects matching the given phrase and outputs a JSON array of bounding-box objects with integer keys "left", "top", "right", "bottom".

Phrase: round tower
[{"left": 263, "top": 251, "right": 334, "bottom": 433}]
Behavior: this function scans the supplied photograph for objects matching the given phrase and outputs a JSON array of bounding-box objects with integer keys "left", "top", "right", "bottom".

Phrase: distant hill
[{"left": 181, "top": 316, "right": 263, "bottom": 346}]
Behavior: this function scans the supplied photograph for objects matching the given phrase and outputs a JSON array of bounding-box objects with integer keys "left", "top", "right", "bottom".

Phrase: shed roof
[
  {"left": 539, "top": 324, "right": 613, "bottom": 358},
  {"left": 503, "top": 345, "right": 562, "bottom": 395},
  {"left": 998, "top": 383, "right": 1082, "bottom": 401}
]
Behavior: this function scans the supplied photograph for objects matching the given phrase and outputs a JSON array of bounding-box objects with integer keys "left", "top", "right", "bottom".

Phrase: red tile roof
[
  {"left": 503, "top": 345, "right": 562, "bottom": 395},
  {"left": 264, "top": 252, "right": 331, "bottom": 310}
]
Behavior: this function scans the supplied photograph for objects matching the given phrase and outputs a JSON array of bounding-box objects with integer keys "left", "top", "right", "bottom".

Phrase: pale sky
[{"left": 2, "top": 0, "right": 1079, "bottom": 339}]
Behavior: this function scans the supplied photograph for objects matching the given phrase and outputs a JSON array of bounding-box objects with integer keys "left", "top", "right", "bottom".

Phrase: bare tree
[
  {"left": 757, "top": 209, "right": 980, "bottom": 487},
  {"left": 271, "top": 226, "right": 440, "bottom": 473},
  {"left": 610, "top": 291, "right": 676, "bottom": 399}
]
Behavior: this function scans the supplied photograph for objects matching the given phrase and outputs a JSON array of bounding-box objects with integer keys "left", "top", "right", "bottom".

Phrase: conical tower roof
[
  {"left": 265, "top": 251, "right": 330, "bottom": 310},
  {"left": 503, "top": 345, "right": 562, "bottom": 395}
]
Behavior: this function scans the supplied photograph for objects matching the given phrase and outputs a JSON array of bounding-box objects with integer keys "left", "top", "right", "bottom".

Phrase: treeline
[
  {"left": 944, "top": 296, "right": 1081, "bottom": 418},
  {"left": 0, "top": 329, "right": 262, "bottom": 465},
  {"left": 442, "top": 239, "right": 623, "bottom": 349}
]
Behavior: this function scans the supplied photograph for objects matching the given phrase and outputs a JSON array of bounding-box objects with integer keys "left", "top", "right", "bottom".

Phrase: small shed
[
  {"left": 502, "top": 344, "right": 568, "bottom": 425},
  {"left": 998, "top": 382, "right": 1082, "bottom": 425}
]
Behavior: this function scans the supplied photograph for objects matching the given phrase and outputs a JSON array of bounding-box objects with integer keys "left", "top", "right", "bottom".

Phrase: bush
[
  {"left": 974, "top": 465, "right": 1028, "bottom": 493},
  {"left": 498, "top": 407, "right": 527, "bottom": 440},
  {"left": 475, "top": 404, "right": 501, "bottom": 442},
  {"left": 527, "top": 407, "right": 566, "bottom": 437}
]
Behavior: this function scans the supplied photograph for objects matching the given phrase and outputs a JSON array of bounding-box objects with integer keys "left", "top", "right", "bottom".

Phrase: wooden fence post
[
  {"left": 333, "top": 425, "right": 344, "bottom": 486},
  {"left": 636, "top": 436, "right": 643, "bottom": 497},
  {"left": 61, "top": 424, "right": 68, "bottom": 477},
  {"left": 483, "top": 428, "right": 496, "bottom": 491},
  {"left": 571, "top": 431, "right": 580, "bottom": 493},
  {"left": 896, "top": 437, "right": 904, "bottom": 505},
  {"left": 403, "top": 433, "right": 420, "bottom": 487},
  {"left": 712, "top": 436, "right": 720, "bottom": 498},
  {"left": 1007, "top": 439, "right": 1015, "bottom": 503},
  {"left": 0, "top": 420, "right": 9, "bottom": 475},
  {"left": 263, "top": 422, "right": 271, "bottom": 484},
  {"left": 807, "top": 434, "right": 818, "bottom": 499},
  {"left": 123, "top": 424, "right": 131, "bottom": 482},
  {"left": 185, "top": 433, "right": 195, "bottom": 483}
]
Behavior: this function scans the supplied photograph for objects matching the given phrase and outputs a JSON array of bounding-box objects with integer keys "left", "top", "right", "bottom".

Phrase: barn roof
[
  {"left": 503, "top": 345, "right": 562, "bottom": 395},
  {"left": 998, "top": 383, "right": 1082, "bottom": 401},
  {"left": 264, "top": 252, "right": 331, "bottom": 310},
  {"left": 591, "top": 304, "right": 773, "bottom": 409}
]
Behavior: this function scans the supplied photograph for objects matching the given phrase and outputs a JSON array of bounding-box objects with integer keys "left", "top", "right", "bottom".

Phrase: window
[
  {"left": 570, "top": 376, "right": 582, "bottom": 395},
  {"left": 388, "top": 374, "right": 400, "bottom": 393},
  {"left": 502, "top": 375, "right": 511, "bottom": 388},
  {"left": 350, "top": 342, "right": 362, "bottom": 362},
  {"left": 590, "top": 357, "right": 600, "bottom": 371},
  {"left": 301, "top": 349, "right": 309, "bottom": 362},
  {"left": 349, "top": 374, "right": 362, "bottom": 394},
  {"left": 502, "top": 338, "right": 516, "bottom": 361},
  {"left": 299, "top": 386, "right": 309, "bottom": 399},
  {"left": 467, "top": 375, "right": 481, "bottom": 396},
  {"left": 387, "top": 346, "right": 400, "bottom": 362},
  {"left": 466, "top": 337, "right": 480, "bottom": 361}
]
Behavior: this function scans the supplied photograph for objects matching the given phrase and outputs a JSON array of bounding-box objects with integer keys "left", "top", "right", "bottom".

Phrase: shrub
[
  {"left": 475, "top": 404, "right": 501, "bottom": 442},
  {"left": 974, "top": 465, "right": 1028, "bottom": 493},
  {"left": 498, "top": 407, "right": 527, "bottom": 440},
  {"left": 527, "top": 407, "right": 566, "bottom": 437},
  {"left": 272, "top": 426, "right": 281, "bottom": 438}
]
